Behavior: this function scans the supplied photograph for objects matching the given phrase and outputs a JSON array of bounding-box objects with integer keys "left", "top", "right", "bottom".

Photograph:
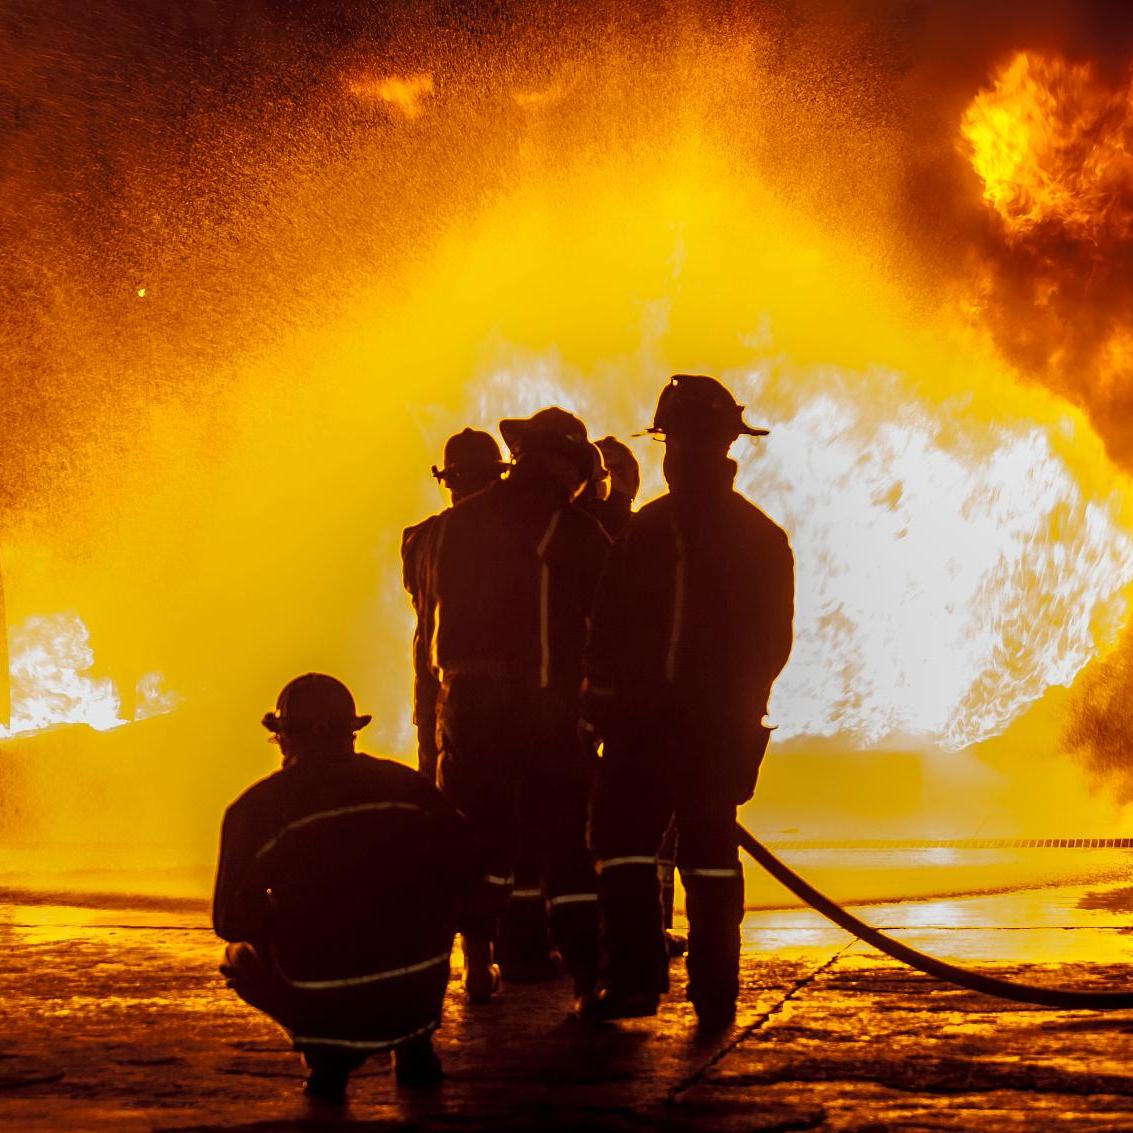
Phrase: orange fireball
[{"left": 961, "top": 52, "right": 1133, "bottom": 241}]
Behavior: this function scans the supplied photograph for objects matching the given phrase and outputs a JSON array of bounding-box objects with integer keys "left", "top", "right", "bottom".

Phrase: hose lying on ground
[{"left": 736, "top": 823, "right": 1133, "bottom": 1011}]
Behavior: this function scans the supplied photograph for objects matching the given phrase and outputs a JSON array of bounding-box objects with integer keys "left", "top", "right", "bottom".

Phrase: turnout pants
[
  {"left": 497, "top": 824, "right": 555, "bottom": 980},
  {"left": 220, "top": 942, "right": 446, "bottom": 1066},
  {"left": 589, "top": 733, "right": 744, "bottom": 1015},
  {"left": 437, "top": 675, "right": 599, "bottom": 991}
]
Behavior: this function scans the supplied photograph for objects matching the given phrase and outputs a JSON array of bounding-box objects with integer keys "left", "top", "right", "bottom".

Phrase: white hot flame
[
  {"left": 0, "top": 612, "right": 179, "bottom": 738},
  {"left": 742, "top": 374, "right": 1133, "bottom": 749}
]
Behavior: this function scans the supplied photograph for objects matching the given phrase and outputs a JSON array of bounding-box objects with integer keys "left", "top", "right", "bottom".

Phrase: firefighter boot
[
  {"left": 301, "top": 1049, "right": 365, "bottom": 1104},
  {"left": 462, "top": 935, "right": 500, "bottom": 1004},
  {"left": 547, "top": 893, "right": 600, "bottom": 1012},
  {"left": 589, "top": 860, "right": 667, "bottom": 1019},
  {"left": 394, "top": 1034, "right": 444, "bottom": 1087},
  {"left": 683, "top": 868, "right": 744, "bottom": 1032},
  {"left": 498, "top": 888, "right": 558, "bottom": 983}
]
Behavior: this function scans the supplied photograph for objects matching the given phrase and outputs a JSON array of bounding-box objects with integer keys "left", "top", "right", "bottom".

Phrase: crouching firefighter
[
  {"left": 427, "top": 407, "right": 611, "bottom": 1009},
  {"left": 213, "top": 674, "right": 478, "bottom": 1101},
  {"left": 584, "top": 375, "right": 794, "bottom": 1032},
  {"left": 402, "top": 428, "right": 508, "bottom": 783}
]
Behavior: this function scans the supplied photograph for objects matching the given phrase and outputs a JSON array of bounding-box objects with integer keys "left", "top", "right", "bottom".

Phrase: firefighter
[
  {"left": 584, "top": 375, "right": 794, "bottom": 1031},
  {"left": 578, "top": 442, "right": 612, "bottom": 526},
  {"left": 577, "top": 441, "right": 627, "bottom": 540},
  {"left": 213, "top": 674, "right": 477, "bottom": 1100},
  {"left": 593, "top": 435, "right": 640, "bottom": 539},
  {"left": 586, "top": 434, "right": 685, "bottom": 950},
  {"left": 428, "top": 407, "right": 611, "bottom": 1008},
  {"left": 401, "top": 429, "right": 508, "bottom": 782},
  {"left": 577, "top": 436, "right": 683, "bottom": 953}
]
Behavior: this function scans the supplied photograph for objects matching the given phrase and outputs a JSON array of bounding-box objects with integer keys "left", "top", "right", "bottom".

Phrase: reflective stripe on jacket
[
  {"left": 429, "top": 472, "right": 610, "bottom": 692},
  {"left": 213, "top": 754, "right": 478, "bottom": 1044},
  {"left": 586, "top": 473, "right": 794, "bottom": 728}
]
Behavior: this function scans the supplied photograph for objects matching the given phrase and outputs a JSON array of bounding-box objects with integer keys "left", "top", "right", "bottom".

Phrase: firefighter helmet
[
  {"left": 262, "top": 673, "right": 372, "bottom": 735},
  {"left": 595, "top": 435, "right": 640, "bottom": 500},
  {"left": 431, "top": 428, "right": 507, "bottom": 483},
  {"left": 499, "top": 407, "right": 592, "bottom": 476},
  {"left": 647, "top": 374, "right": 769, "bottom": 441}
]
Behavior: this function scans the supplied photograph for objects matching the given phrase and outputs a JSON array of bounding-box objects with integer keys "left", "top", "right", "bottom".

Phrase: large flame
[
  {"left": 747, "top": 383, "right": 1132, "bottom": 749},
  {"left": 957, "top": 49, "right": 1133, "bottom": 470},
  {"left": 961, "top": 52, "right": 1133, "bottom": 242},
  {"left": 958, "top": 49, "right": 1133, "bottom": 787}
]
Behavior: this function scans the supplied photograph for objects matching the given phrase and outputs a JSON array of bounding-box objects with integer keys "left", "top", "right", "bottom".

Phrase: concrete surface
[{"left": 4, "top": 871, "right": 1133, "bottom": 1131}]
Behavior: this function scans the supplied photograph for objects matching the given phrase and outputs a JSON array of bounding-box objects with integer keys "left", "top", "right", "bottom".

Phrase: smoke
[{"left": 1064, "top": 645, "right": 1133, "bottom": 802}]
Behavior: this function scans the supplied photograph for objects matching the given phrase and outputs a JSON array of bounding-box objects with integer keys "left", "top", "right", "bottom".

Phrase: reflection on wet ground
[
  {"left": 746, "top": 846, "right": 1133, "bottom": 908},
  {"left": 5, "top": 849, "right": 1133, "bottom": 1130}
]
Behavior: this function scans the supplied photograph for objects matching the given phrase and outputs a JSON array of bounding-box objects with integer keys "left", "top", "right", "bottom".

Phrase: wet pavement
[{"left": 4, "top": 875, "right": 1133, "bottom": 1131}]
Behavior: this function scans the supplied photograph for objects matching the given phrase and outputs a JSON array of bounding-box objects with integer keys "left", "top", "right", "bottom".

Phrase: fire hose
[{"left": 736, "top": 823, "right": 1133, "bottom": 1010}]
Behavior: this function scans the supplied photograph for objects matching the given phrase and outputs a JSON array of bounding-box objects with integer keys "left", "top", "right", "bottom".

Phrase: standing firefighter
[
  {"left": 402, "top": 429, "right": 508, "bottom": 782},
  {"left": 585, "top": 375, "right": 794, "bottom": 1031},
  {"left": 592, "top": 435, "right": 641, "bottom": 539},
  {"left": 577, "top": 434, "right": 683, "bottom": 951},
  {"left": 214, "top": 674, "right": 477, "bottom": 1101},
  {"left": 429, "top": 407, "right": 611, "bottom": 1007}
]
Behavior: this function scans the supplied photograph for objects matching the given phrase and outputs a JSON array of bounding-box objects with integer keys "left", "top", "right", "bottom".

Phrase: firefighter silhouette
[
  {"left": 577, "top": 442, "right": 614, "bottom": 532},
  {"left": 402, "top": 429, "right": 508, "bottom": 783},
  {"left": 427, "top": 407, "right": 611, "bottom": 1009},
  {"left": 576, "top": 435, "right": 684, "bottom": 956},
  {"left": 213, "top": 674, "right": 477, "bottom": 1100},
  {"left": 584, "top": 375, "right": 794, "bottom": 1031},
  {"left": 580, "top": 435, "right": 639, "bottom": 540}
]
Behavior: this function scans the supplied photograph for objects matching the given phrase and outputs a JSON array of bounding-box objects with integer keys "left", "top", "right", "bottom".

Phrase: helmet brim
[
  {"left": 261, "top": 712, "right": 373, "bottom": 734},
  {"left": 432, "top": 461, "right": 509, "bottom": 483},
  {"left": 644, "top": 424, "right": 770, "bottom": 438}
]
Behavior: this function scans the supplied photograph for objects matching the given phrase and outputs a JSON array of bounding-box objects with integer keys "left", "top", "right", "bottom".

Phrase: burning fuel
[
  {"left": 954, "top": 49, "right": 1133, "bottom": 782},
  {"left": 0, "top": 612, "right": 178, "bottom": 738},
  {"left": 962, "top": 53, "right": 1133, "bottom": 242},
  {"left": 741, "top": 384, "right": 1133, "bottom": 750},
  {"left": 959, "top": 50, "right": 1133, "bottom": 467}
]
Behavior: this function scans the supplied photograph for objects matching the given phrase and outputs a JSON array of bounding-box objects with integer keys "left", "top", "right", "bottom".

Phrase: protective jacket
[
  {"left": 430, "top": 468, "right": 611, "bottom": 693},
  {"left": 214, "top": 753, "right": 476, "bottom": 1051},
  {"left": 585, "top": 461, "right": 793, "bottom": 794},
  {"left": 578, "top": 490, "right": 634, "bottom": 540}
]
